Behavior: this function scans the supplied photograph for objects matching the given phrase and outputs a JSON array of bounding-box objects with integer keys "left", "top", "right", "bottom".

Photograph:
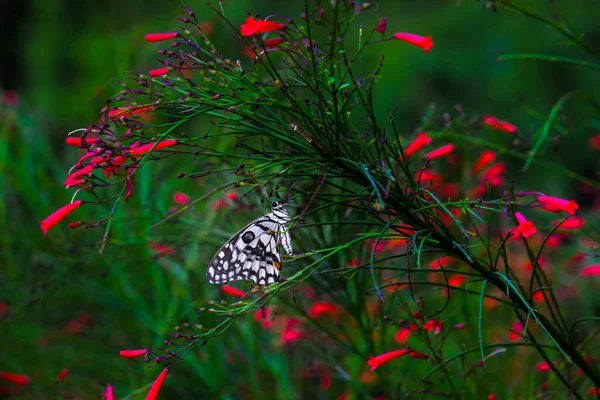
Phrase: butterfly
[{"left": 206, "top": 201, "right": 293, "bottom": 286}]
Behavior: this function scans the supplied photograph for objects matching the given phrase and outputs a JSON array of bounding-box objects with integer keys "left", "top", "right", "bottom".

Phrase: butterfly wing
[{"left": 206, "top": 213, "right": 284, "bottom": 286}]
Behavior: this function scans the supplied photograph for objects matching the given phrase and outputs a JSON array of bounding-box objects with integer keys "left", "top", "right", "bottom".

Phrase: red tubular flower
[
  {"left": 448, "top": 275, "right": 465, "bottom": 287},
  {"left": 580, "top": 265, "right": 600, "bottom": 277},
  {"left": 264, "top": 38, "right": 285, "bottom": 47},
  {"left": 367, "top": 348, "right": 409, "bottom": 371},
  {"left": 222, "top": 285, "right": 247, "bottom": 297},
  {"left": 119, "top": 349, "right": 147, "bottom": 358},
  {"left": 66, "top": 137, "right": 101, "bottom": 147},
  {"left": 173, "top": 192, "right": 190, "bottom": 205},
  {"left": 308, "top": 302, "right": 338, "bottom": 318},
  {"left": 129, "top": 140, "right": 178, "bottom": 156},
  {"left": 532, "top": 291, "right": 545, "bottom": 302},
  {"left": 104, "top": 385, "right": 115, "bottom": 400},
  {"left": 409, "top": 351, "right": 429, "bottom": 359},
  {"left": 508, "top": 321, "right": 524, "bottom": 341},
  {"left": 282, "top": 329, "right": 303, "bottom": 343},
  {"left": 453, "top": 323, "right": 466, "bottom": 330},
  {"left": 590, "top": 134, "right": 600, "bottom": 150},
  {"left": 423, "top": 320, "right": 443, "bottom": 334},
  {"left": 375, "top": 18, "right": 387, "bottom": 34},
  {"left": 483, "top": 115, "right": 518, "bottom": 133},
  {"left": 514, "top": 212, "right": 537, "bottom": 238},
  {"left": 0, "top": 372, "right": 29, "bottom": 386},
  {"left": 145, "top": 368, "right": 169, "bottom": 400},
  {"left": 64, "top": 165, "right": 95, "bottom": 186},
  {"left": 393, "top": 33, "right": 433, "bottom": 52},
  {"left": 417, "top": 169, "right": 443, "bottom": 183},
  {"left": 254, "top": 308, "right": 272, "bottom": 329},
  {"left": 424, "top": 144, "right": 454, "bottom": 160},
  {"left": 40, "top": 200, "right": 83, "bottom": 235},
  {"left": 240, "top": 17, "right": 287, "bottom": 36},
  {"left": 429, "top": 256, "right": 452, "bottom": 269},
  {"left": 554, "top": 216, "right": 584, "bottom": 230},
  {"left": 537, "top": 362, "right": 551, "bottom": 372},
  {"left": 149, "top": 68, "right": 170, "bottom": 77},
  {"left": 145, "top": 32, "right": 178, "bottom": 42},
  {"left": 394, "top": 328, "right": 412, "bottom": 343},
  {"left": 488, "top": 395, "right": 496, "bottom": 400},
  {"left": 56, "top": 368, "right": 69, "bottom": 382},
  {"left": 481, "top": 163, "right": 506, "bottom": 186},
  {"left": 108, "top": 105, "right": 155, "bottom": 120},
  {"left": 402, "top": 132, "right": 432, "bottom": 159},
  {"left": 472, "top": 150, "right": 496, "bottom": 175},
  {"left": 537, "top": 196, "right": 579, "bottom": 216}
]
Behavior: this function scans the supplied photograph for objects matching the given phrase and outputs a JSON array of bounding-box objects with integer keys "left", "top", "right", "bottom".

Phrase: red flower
[
  {"left": 375, "top": 18, "right": 387, "bottom": 34},
  {"left": 308, "top": 302, "right": 338, "bottom": 318},
  {"left": 240, "top": 17, "right": 287, "bottom": 36},
  {"left": 40, "top": 200, "right": 83, "bottom": 235},
  {"left": 508, "top": 321, "right": 524, "bottom": 341},
  {"left": 537, "top": 362, "right": 551, "bottom": 372},
  {"left": 429, "top": 256, "right": 452, "bottom": 269},
  {"left": 417, "top": 169, "right": 443, "bottom": 183},
  {"left": 222, "top": 285, "right": 247, "bottom": 297},
  {"left": 424, "top": 144, "right": 454, "bottom": 160},
  {"left": 472, "top": 150, "right": 496, "bottom": 175},
  {"left": 402, "top": 132, "right": 432, "bottom": 159},
  {"left": 145, "top": 32, "right": 178, "bottom": 42},
  {"left": 532, "top": 291, "right": 545, "bottom": 302},
  {"left": 537, "top": 196, "right": 579, "bottom": 216},
  {"left": 64, "top": 165, "right": 95, "bottom": 186},
  {"left": 423, "top": 320, "right": 443, "bottom": 334},
  {"left": 149, "top": 68, "right": 170, "bottom": 77},
  {"left": 129, "top": 140, "right": 178, "bottom": 156},
  {"left": 282, "top": 329, "right": 303, "bottom": 343},
  {"left": 580, "top": 265, "right": 600, "bottom": 277},
  {"left": 409, "top": 351, "right": 429, "bottom": 359},
  {"left": 254, "top": 308, "right": 272, "bottom": 329},
  {"left": 104, "top": 385, "right": 115, "bottom": 400},
  {"left": 108, "top": 105, "right": 155, "bottom": 120},
  {"left": 554, "top": 216, "right": 584, "bottom": 230},
  {"left": 56, "top": 368, "right": 69, "bottom": 382},
  {"left": 226, "top": 192, "right": 238, "bottom": 202},
  {"left": 264, "top": 38, "right": 285, "bottom": 47},
  {"left": 590, "top": 134, "right": 600, "bottom": 150},
  {"left": 0, "top": 372, "right": 29, "bottom": 386},
  {"left": 394, "top": 328, "right": 412, "bottom": 343},
  {"left": 282, "top": 318, "right": 303, "bottom": 343},
  {"left": 453, "top": 323, "right": 466, "bottom": 330},
  {"left": 66, "top": 137, "right": 101, "bottom": 147},
  {"left": 173, "top": 192, "right": 190, "bottom": 205},
  {"left": 119, "top": 349, "right": 147, "bottom": 358},
  {"left": 481, "top": 163, "right": 506, "bottom": 186},
  {"left": 146, "top": 368, "right": 169, "bottom": 400},
  {"left": 483, "top": 115, "right": 518, "bottom": 133},
  {"left": 448, "top": 275, "right": 465, "bottom": 287},
  {"left": 513, "top": 212, "right": 537, "bottom": 238},
  {"left": 488, "top": 395, "right": 496, "bottom": 400},
  {"left": 393, "top": 33, "right": 433, "bottom": 52},
  {"left": 367, "top": 348, "right": 409, "bottom": 371}
]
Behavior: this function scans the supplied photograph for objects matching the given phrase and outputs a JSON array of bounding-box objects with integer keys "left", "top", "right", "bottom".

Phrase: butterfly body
[{"left": 206, "top": 202, "right": 292, "bottom": 286}]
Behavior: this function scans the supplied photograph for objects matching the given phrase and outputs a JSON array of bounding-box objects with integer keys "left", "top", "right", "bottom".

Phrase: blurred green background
[{"left": 1, "top": 0, "right": 599, "bottom": 398}]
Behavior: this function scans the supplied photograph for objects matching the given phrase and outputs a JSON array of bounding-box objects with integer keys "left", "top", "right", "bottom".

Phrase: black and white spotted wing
[{"left": 206, "top": 202, "right": 292, "bottom": 286}]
